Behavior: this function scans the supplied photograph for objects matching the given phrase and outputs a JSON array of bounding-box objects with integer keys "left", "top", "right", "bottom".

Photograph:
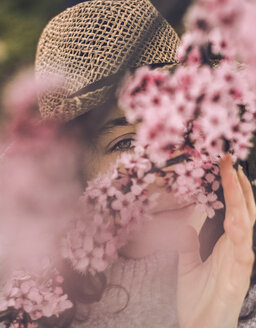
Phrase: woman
[{"left": 35, "top": 0, "right": 256, "bottom": 327}]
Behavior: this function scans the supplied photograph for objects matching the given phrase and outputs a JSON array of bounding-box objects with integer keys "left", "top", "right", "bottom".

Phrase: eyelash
[{"left": 110, "top": 138, "right": 135, "bottom": 153}]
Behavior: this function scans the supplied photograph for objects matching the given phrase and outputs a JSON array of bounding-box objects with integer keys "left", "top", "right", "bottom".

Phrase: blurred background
[{"left": 0, "top": 0, "right": 255, "bottom": 182}]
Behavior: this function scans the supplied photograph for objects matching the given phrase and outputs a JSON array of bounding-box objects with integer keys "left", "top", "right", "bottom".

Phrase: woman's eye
[{"left": 110, "top": 138, "right": 135, "bottom": 152}]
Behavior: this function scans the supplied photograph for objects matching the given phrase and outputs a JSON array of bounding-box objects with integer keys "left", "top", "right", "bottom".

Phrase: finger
[
  {"left": 237, "top": 165, "right": 256, "bottom": 226},
  {"left": 224, "top": 215, "right": 254, "bottom": 287},
  {"left": 177, "top": 225, "right": 202, "bottom": 276},
  {"left": 224, "top": 213, "right": 254, "bottom": 253},
  {"left": 219, "top": 156, "right": 254, "bottom": 290},
  {"left": 219, "top": 154, "right": 250, "bottom": 233}
]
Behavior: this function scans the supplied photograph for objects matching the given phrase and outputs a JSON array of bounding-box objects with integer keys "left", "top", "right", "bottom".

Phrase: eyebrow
[{"left": 100, "top": 116, "right": 130, "bottom": 132}]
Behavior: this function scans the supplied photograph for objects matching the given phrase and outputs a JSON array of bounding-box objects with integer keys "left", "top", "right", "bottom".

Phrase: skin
[{"left": 82, "top": 104, "right": 256, "bottom": 328}]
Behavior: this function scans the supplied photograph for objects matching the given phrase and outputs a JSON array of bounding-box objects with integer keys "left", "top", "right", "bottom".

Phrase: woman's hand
[{"left": 176, "top": 154, "right": 256, "bottom": 328}]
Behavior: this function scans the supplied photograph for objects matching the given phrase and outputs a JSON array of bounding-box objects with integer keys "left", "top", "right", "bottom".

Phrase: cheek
[
  {"left": 118, "top": 208, "right": 207, "bottom": 259},
  {"left": 119, "top": 217, "right": 181, "bottom": 259},
  {"left": 83, "top": 150, "right": 120, "bottom": 180}
]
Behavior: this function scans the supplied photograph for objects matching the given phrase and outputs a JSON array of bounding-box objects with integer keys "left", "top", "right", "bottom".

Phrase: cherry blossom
[{"left": 0, "top": 268, "right": 72, "bottom": 325}]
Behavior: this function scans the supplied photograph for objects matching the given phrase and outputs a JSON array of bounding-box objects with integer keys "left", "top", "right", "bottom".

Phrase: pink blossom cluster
[
  {"left": 118, "top": 67, "right": 187, "bottom": 166},
  {"left": 178, "top": 0, "right": 256, "bottom": 85},
  {"left": 0, "top": 269, "right": 72, "bottom": 324},
  {"left": 178, "top": 0, "right": 244, "bottom": 63},
  {"left": 167, "top": 152, "right": 223, "bottom": 218},
  {"left": 61, "top": 150, "right": 157, "bottom": 274},
  {"left": 119, "top": 64, "right": 256, "bottom": 163}
]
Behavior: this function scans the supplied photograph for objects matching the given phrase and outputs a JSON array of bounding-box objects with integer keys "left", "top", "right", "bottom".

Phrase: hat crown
[{"left": 35, "top": 0, "right": 180, "bottom": 121}]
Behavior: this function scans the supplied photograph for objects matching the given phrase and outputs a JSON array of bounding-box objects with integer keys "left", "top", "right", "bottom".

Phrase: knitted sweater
[
  {"left": 70, "top": 250, "right": 256, "bottom": 328},
  {"left": 71, "top": 250, "right": 179, "bottom": 328}
]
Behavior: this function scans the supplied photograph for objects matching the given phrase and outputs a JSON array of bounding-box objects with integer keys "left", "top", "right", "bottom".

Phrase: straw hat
[{"left": 35, "top": 0, "right": 180, "bottom": 121}]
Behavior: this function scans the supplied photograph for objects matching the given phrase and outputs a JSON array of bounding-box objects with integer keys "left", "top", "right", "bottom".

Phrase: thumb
[{"left": 177, "top": 225, "right": 202, "bottom": 276}]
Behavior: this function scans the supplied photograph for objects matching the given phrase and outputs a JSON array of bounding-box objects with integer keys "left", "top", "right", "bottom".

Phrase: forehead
[
  {"left": 79, "top": 102, "right": 124, "bottom": 129},
  {"left": 102, "top": 105, "right": 124, "bottom": 123}
]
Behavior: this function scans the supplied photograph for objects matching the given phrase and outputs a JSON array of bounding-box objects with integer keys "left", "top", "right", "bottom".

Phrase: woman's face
[{"left": 82, "top": 104, "right": 207, "bottom": 258}]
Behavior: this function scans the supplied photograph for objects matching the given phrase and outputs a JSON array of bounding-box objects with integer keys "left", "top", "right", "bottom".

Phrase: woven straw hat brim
[{"left": 35, "top": 0, "right": 180, "bottom": 122}]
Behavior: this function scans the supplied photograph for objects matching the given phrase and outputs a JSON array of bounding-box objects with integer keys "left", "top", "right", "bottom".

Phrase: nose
[
  {"left": 150, "top": 149, "right": 188, "bottom": 185},
  {"left": 146, "top": 149, "right": 186, "bottom": 192}
]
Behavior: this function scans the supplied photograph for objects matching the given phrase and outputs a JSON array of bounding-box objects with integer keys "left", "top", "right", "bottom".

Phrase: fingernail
[
  {"left": 238, "top": 165, "right": 245, "bottom": 177},
  {"left": 227, "top": 153, "right": 232, "bottom": 158},
  {"left": 219, "top": 153, "right": 233, "bottom": 171},
  {"left": 225, "top": 153, "right": 233, "bottom": 165}
]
